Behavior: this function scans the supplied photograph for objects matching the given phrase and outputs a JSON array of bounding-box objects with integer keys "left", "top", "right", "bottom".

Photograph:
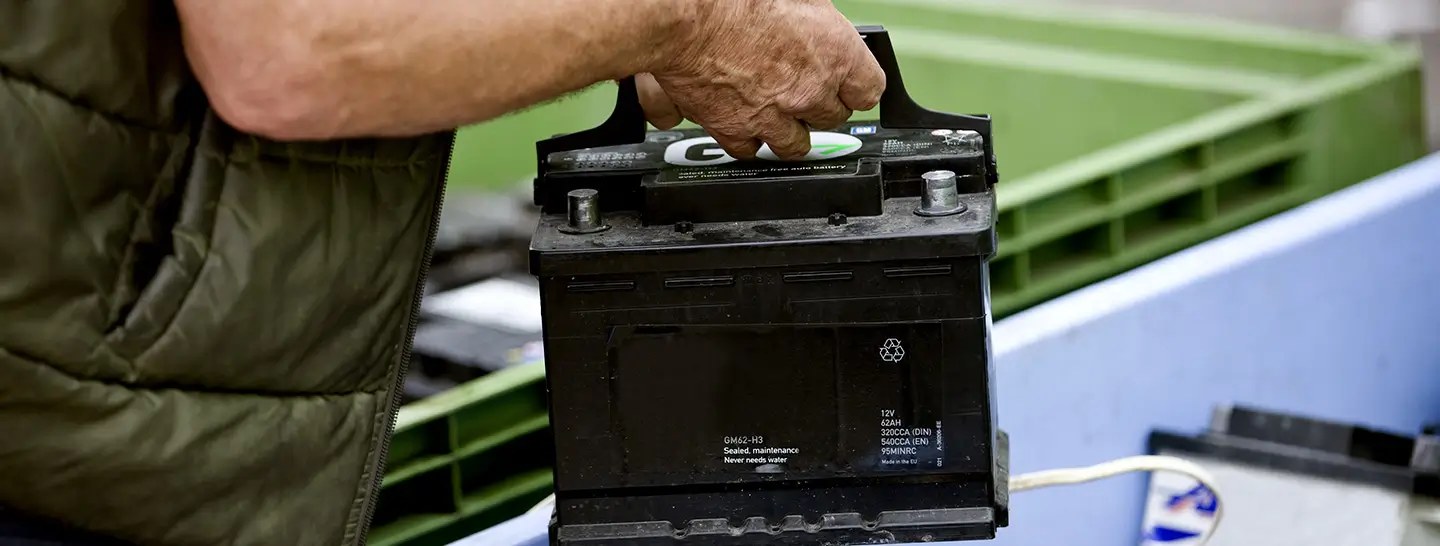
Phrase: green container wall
[{"left": 373, "top": 0, "right": 1427, "bottom": 543}]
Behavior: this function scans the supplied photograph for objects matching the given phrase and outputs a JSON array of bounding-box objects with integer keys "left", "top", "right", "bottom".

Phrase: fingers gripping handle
[{"left": 535, "top": 25, "right": 997, "bottom": 185}]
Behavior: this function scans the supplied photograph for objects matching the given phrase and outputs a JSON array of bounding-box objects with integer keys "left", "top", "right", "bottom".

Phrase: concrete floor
[{"left": 1025, "top": 0, "right": 1440, "bottom": 149}]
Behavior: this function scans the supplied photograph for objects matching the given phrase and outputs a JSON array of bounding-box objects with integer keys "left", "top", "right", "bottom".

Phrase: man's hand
[
  {"left": 638, "top": 1, "right": 886, "bottom": 160},
  {"left": 175, "top": 0, "right": 883, "bottom": 146}
]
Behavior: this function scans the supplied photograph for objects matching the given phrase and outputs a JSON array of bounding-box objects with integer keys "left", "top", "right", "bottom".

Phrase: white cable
[
  {"left": 1010, "top": 454, "right": 1223, "bottom": 545},
  {"left": 528, "top": 454, "right": 1222, "bottom": 544}
]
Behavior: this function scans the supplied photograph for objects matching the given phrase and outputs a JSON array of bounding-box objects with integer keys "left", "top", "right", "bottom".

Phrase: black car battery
[{"left": 528, "top": 26, "right": 1009, "bottom": 546}]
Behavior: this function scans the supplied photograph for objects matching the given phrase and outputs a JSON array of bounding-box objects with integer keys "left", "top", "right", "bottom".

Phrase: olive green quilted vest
[{"left": 0, "top": 3, "right": 453, "bottom": 545}]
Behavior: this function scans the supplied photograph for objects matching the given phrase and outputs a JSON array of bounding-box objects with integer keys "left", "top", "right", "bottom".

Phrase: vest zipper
[{"left": 354, "top": 129, "right": 457, "bottom": 546}]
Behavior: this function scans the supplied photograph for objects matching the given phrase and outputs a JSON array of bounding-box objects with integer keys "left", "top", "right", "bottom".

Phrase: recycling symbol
[{"left": 879, "top": 338, "right": 906, "bottom": 363}]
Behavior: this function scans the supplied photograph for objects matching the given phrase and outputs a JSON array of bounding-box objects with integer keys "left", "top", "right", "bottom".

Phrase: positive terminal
[
  {"left": 914, "top": 170, "right": 967, "bottom": 217},
  {"left": 559, "top": 188, "right": 610, "bottom": 234},
  {"left": 674, "top": 220, "right": 694, "bottom": 234},
  {"left": 828, "top": 213, "right": 848, "bottom": 226}
]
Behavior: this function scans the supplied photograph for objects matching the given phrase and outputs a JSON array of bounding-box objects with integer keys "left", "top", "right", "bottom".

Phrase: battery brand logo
[
  {"left": 1142, "top": 483, "right": 1217, "bottom": 544},
  {"left": 1164, "top": 484, "right": 1217, "bottom": 516},
  {"left": 663, "top": 132, "right": 863, "bottom": 166},
  {"left": 1145, "top": 526, "right": 1201, "bottom": 543}
]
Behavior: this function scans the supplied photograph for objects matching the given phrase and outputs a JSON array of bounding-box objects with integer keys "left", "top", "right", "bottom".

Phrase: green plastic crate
[
  {"left": 446, "top": 0, "right": 1425, "bottom": 316},
  {"left": 369, "top": 363, "right": 551, "bottom": 546}
]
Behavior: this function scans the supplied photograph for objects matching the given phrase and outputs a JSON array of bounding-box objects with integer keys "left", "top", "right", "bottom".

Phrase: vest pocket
[
  {"left": 103, "top": 115, "right": 226, "bottom": 367},
  {"left": 104, "top": 112, "right": 445, "bottom": 394}
]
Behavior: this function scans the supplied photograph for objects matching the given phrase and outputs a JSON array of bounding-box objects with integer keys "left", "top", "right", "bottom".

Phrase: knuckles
[
  {"left": 775, "top": 87, "right": 827, "bottom": 117},
  {"left": 652, "top": 1, "right": 881, "bottom": 159}
]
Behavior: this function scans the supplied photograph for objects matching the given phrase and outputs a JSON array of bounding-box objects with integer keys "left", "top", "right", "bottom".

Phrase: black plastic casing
[{"left": 529, "top": 26, "right": 1009, "bottom": 546}]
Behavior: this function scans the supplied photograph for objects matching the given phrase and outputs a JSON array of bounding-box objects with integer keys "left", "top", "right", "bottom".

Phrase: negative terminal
[
  {"left": 559, "top": 188, "right": 610, "bottom": 234},
  {"left": 914, "top": 170, "right": 968, "bottom": 217}
]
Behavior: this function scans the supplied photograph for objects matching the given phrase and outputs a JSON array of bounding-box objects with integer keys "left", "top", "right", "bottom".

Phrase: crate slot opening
[
  {"left": 1213, "top": 117, "right": 1297, "bottom": 163},
  {"left": 1028, "top": 224, "right": 1113, "bottom": 281},
  {"left": 1216, "top": 161, "right": 1297, "bottom": 214},
  {"left": 372, "top": 465, "right": 459, "bottom": 527},
  {"left": 456, "top": 427, "right": 555, "bottom": 498},
  {"left": 1120, "top": 148, "right": 1204, "bottom": 194},
  {"left": 1023, "top": 179, "right": 1110, "bottom": 235},
  {"left": 1123, "top": 190, "right": 1207, "bottom": 247},
  {"left": 989, "top": 256, "right": 1021, "bottom": 297}
]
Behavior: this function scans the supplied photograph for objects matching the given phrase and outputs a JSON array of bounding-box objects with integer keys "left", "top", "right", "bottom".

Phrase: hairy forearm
[{"left": 176, "top": 0, "right": 693, "bottom": 140}]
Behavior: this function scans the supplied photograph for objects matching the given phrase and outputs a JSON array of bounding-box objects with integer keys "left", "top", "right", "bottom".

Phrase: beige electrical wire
[{"left": 1009, "top": 455, "right": 1223, "bottom": 545}]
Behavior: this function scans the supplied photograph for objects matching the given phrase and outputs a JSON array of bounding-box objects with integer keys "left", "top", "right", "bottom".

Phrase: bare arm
[{"left": 174, "top": 0, "right": 692, "bottom": 140}]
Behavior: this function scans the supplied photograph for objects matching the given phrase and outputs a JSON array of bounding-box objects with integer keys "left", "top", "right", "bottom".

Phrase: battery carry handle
[{"left": 534, "top": 24, "right": 997, "bottom": 186}]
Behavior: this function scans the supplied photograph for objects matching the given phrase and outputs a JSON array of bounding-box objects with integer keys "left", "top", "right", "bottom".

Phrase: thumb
[{"left": 635, "top": 73, "right": 684, "bottom": 130}]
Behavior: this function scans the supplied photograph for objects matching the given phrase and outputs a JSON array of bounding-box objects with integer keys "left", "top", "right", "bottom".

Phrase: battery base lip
[{"left": 549, "top": 506, "right": 999, "bottom": 545}]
